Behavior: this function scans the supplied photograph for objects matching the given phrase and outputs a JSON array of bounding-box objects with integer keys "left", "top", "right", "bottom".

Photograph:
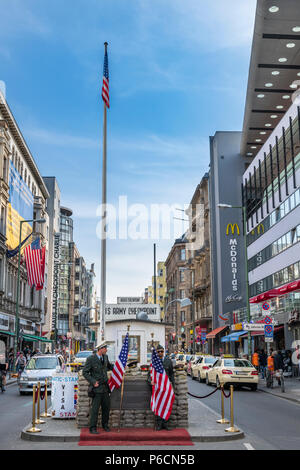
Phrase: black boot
[{"left": 89, "top": 427, "right": 99, "bottom": 434}]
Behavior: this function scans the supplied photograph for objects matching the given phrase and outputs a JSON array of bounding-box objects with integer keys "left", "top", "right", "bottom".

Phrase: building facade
[
  {"left": 165, "top": 235, "right": 190, "bottom": 352},
  {"left": 0, "top": 89, "right": 50, "bottom": 353},
  {"left": 185, "top": 174, "right": 212, "bottom": 353}
]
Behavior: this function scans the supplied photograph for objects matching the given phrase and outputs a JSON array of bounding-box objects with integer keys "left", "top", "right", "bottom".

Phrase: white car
[
  {"left": 19, "top": 354, "right": 65, "bottom": 395},
  {"left": 191, "top": 356, "right": 218, "bottom": 382},
  {"left": 205, "top": 357, "right": 259, "bottom": 391},
  {"left": 72, "top": 350, "right": 94, "bottom": 367}
]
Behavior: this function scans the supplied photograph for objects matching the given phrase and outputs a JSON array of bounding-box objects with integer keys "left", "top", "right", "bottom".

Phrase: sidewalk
[
  {"left": 258, "top": 375, "right": 300, "bottom": 403},
  {"left": 21, "top": 397, "right": 244, "bottom": 443}
]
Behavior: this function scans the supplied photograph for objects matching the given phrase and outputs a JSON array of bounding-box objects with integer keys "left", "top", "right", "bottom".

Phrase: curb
[
  {"left": 259, "top": 387, "right": 300, "bottom": 405},
  {"left": 21, "top": 426, "right": 244, "bottom": 443}
]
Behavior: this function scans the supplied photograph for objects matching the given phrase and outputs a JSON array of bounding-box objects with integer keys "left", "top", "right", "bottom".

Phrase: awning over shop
[
  {"left": 250, "top": 280, "right": 300, "bottom": 304},
  {"left": 221, "top": 331, "right": 247, "bottom": 343},
  {"left": 22, "top": 334, "right": 53, "bottom": 343},
  {"left": 0, "top": 330, "right": 15, "bottom": 337},
  {"left": 206, "top": 326, "right": 228, "bottom": 339}
]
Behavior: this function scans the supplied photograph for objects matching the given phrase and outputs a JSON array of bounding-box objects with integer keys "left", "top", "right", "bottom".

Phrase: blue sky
[{"left": 0, "top": 0, "right": 257, "bottom": 301}]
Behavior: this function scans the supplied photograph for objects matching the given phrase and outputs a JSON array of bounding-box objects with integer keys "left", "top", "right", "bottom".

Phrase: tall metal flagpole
[{"left": 100, "top": 42, "right": 108, "bottom": 342}]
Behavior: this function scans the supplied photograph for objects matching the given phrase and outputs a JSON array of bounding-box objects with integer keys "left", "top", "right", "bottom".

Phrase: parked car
[
  {"left": 72, "top": 350, "right": 94, "bottom": 367},
  {"left": 205, "top": 357, "right": 259, "bottom": 391},
  {"left": 175, "top": 353, "right": 185, "bottom": 368},
  {"left": 187, "top": 355, "right": 202, "bottom": 376},
  {"left": 18, "top": 354, "right": 65, "bottom": 395},
  {"left": 191, "top": 356, "right": 218, "bottom": 382}
]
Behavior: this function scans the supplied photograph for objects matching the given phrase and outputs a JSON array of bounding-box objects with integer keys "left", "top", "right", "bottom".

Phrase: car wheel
[
  {"left": 198, "top": 372, "right": 201, "bottom": 383},
  {"left": 216, "top": 376, "right": 221, "bottom": 388},
  {"left": 191, "top": 371, "right": 195, "bottom": 380},
  {"left": 250, "top": 384, "right": 257, "bottom": 391},
  {"left": 205, "top": 374, "right": 210, "bottom": 386},
  {"left": 19, "top": 391, "right": 26, "bottom": 396}
]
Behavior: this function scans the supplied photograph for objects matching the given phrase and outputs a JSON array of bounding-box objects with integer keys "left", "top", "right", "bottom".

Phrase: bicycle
[{"left": 266, "top": 368, "right": 273, "bottom": 388}]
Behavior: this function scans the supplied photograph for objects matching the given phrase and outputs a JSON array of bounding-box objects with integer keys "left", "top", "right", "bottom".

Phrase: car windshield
[
  {"left": 178, "top": 355, "right": 184, "bottom": 360},
  {"left": 185, "top": 355, "right": 192, "bottom": 361},
  {"left": 75, "top": 352, "right": 92, "bottom": 358},
  {"left": 224, "top": 359, "right": 253, "bottom": 368},
  {"left": 204, "top": 357, "right": 217, "bottom": 364},
  {"left": 26, "top": 357, "right": 58, "bottom": 370}
]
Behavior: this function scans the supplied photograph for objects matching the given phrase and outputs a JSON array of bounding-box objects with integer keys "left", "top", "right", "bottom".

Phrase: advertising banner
[
  {"left": 51, "top": 373, "right": 78, "bottom": 419},
  {"left": 6, "top": 162, "right": 34, "bottom": 249}
]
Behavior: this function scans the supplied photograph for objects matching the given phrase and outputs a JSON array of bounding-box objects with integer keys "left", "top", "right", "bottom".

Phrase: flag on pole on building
[
  {"left": 108, "top": 332, "right": 129, "bottom": 392},
  {"left": 150, "top": 347, "right": 175, "bottom": 421},
  {"left": 102, "top": 44, "right": 109, "bottom": 108},
  {"left": 6, "top": 233, "right": 32, "bottom": 258},
  {"left": 23, "top": 238, "right": 44, "bottom": 290}
]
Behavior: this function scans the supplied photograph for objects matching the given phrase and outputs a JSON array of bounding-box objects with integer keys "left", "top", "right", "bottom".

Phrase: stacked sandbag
[{"left": 76, "top": 369, "right": 188, "bottom": 429}]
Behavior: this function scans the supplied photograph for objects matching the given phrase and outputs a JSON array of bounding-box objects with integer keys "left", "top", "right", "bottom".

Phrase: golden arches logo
[
  {"left": 251, "top": 223, "right": 265, "bottom": 235},
  {"left": 226, "top": 223, "right": 240, "bottom": 235}
]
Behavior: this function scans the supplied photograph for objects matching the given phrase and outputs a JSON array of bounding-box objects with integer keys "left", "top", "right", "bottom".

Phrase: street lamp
[
  {"left": 165, "top": 298, "right": 192, "bottom": 351},
  {"left": 217, "top": 203, "right": 251, "bottom": 358},
  {"left": 180, "top": 267, "right": 196, "bottom": 354},
  {"left": 13, "top": 218, "right": 46, "bottom": 371}
]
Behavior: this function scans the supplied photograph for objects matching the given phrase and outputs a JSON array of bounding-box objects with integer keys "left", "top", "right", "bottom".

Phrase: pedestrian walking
[
  {"left": 82, "top": 341, "right": 113, "bottom": 435},
  {"left": 15, "top": 352, "right": 26, "bottom": 375},
  {"left": 252, "top": 350, "right": 259, "bottom": 371},
  {"left": 259, "top": 349, "right": 267, "bottom": 379},
  {"left": 8, "top": 348, "right": 14, "bottom": 372}
]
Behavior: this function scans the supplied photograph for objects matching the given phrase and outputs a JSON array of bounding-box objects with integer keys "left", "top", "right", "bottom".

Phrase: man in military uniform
[
  {"left": 83, "top": 341, "right": 113, "bottom": 434},
  {"left": 148, "top": 344, "right": 175, "bottom": 431}
]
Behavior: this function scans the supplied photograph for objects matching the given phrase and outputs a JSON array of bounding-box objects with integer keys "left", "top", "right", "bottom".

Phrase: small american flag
[
  {"left": 102, "top": 45, "right": 109, "bottom": 108},
  {"left": 108, "top": 332, "right": 129, "bottom": 392},
  {"left": 151, "top": 347, "right": 174, "bottom": 421},
  {"left": 24, "top": 238, "right": 44, "bottom": 289}
]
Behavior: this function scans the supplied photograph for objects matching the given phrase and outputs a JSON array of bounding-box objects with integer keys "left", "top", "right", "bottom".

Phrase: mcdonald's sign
[
  {"left": 226, "top": 223, "right": 240, "bottom": 236},
  {"left": 251, "top": 223, "right": 265, "bottom": 235}
]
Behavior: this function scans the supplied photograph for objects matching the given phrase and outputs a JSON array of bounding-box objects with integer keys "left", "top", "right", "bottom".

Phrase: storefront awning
[
  {"left": 221, "top": 331, "right": 247, "bottom": 342},
  {"left": 22, "top": 334, "right": 53, "bottom": 343},
  {"left": 250, "top": 280, "right": 300, "bottom": 303},
  {"left": 0, "top": 330, "right": 15, "bottom": 337},
  {"left": 206, "top": 326, "right": 228, "bottom": 339}
]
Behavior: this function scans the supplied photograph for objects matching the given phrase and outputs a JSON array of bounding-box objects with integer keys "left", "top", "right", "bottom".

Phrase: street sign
[
  {"left": 243, "top": 323, "right": 265, "bottom": 331},
  {"left": 262, "top": 303, "right": 270, "bottom": 311},
  {"left": 265, "top": 337, "right": 273, "bottom": 343},
  {"left": 263, "top": 315, "right": 272, "bottom": 324},
  {"left": 264, "top": 324, "right": 274, "bottom": 342}
]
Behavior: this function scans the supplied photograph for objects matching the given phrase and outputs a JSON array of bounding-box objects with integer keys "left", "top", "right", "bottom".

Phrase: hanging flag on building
[
  {"left": 23, "top": 238, "right": 44, "bottom": 290},
  {"left": 150, "top": 347, "right": 175, "bottom": 421},
  {"left": 6, "top": 232, "right": 32, "bottom": 258},
  {"left": 108, "top": 332, "right": 129, "bottom": 392},
  {"left": 102, "top": 43, "right": 109, "bottom": 108}
]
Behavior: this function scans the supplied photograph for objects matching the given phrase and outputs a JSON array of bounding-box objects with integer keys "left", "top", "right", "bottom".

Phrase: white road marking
[{"left": 244, "top": 443, "right": 255, "bottom": 450}]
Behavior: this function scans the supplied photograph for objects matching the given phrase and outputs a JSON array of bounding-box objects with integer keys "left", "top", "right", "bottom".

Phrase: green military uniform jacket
[
  {"left": 162, "top": 356, "right": 175, "bottom": 388},
  {"left": 83, "top": 353, "right": 113, "bottom": 394}
]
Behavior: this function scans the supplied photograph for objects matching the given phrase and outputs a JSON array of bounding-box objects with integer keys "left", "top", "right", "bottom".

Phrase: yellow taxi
[
  {"left": 205, "top": 356, "right": 259, "bottom": 391},
  {"left": 191, "top": 355, "right": 218, "bottom": 382}
]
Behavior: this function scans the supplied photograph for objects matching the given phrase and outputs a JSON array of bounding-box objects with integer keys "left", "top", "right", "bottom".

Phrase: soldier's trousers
[{"left": 90, "top": 391, "right": 110, "bottom": 429}]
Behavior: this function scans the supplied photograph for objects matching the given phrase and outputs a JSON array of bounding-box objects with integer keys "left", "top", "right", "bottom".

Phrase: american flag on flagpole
[
  {"left": 151, "top": 347, "right": 175, "bottom": 421},
  {"left": 23, "top": 238, "right": 44, "bottom": 289},
  {"left": 108, "top": 332, "right": 129, "bottom": 392},
  {"left": 102, "top": 44, "right": 109, "bottom": 108}
]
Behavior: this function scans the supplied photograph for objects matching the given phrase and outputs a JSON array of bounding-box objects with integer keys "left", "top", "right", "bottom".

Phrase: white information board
[{"left": 51, "top": 373, "right": 78, "bottom": 419}]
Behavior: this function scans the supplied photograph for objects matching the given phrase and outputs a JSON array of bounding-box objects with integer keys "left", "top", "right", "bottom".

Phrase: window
[
  {"left": 180, "top": 289, "right": 185, "bottom": 299},
  {"left": 179, "top": 270, "right": 185, "bottom": 282},
  {"left": 180, "top": 248, "right": 186, "bottom": 261}
]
